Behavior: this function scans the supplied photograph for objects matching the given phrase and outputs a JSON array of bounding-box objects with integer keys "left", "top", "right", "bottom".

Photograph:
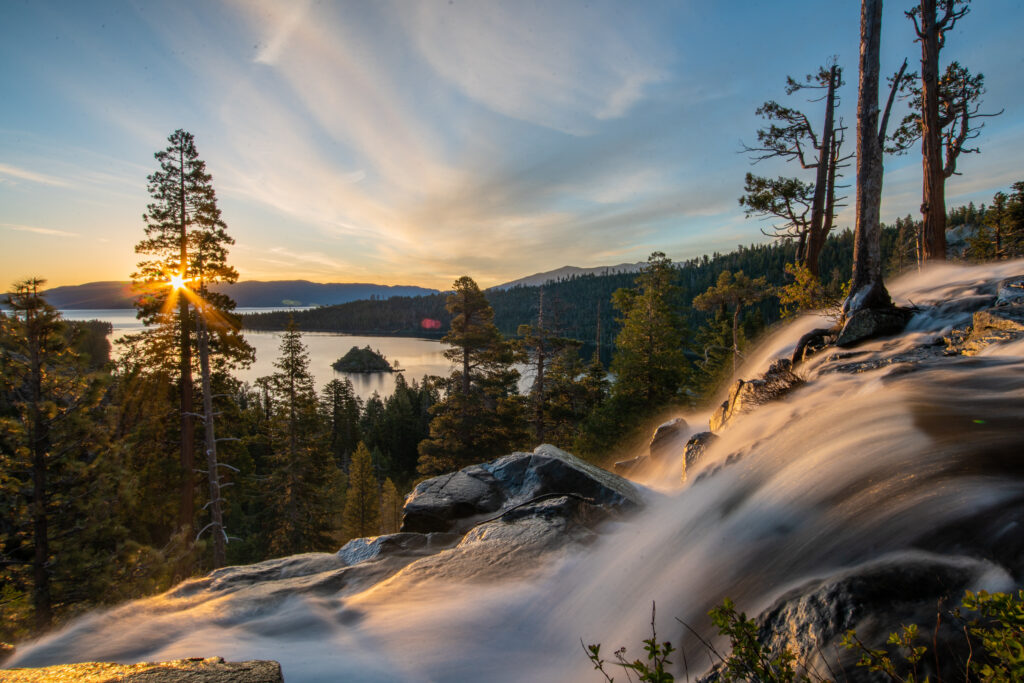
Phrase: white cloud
[
  {"left": 2, "top": 222, "right": 79, "bottom": 237},
  {"left": 0, "top": 163, "right": 71, "bottom": 187}
]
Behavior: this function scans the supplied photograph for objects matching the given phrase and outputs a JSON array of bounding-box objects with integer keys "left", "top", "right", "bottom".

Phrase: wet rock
[
  {"left": 337, "top": 532, "right": 460, "bottom": 566},
  {"left": 680, "top": 431, "right": 718, "bottom": 481},
  {"left": 710, "top": 359, "right": 803, "bottom": 432},
  {"left": 996, "top": 275, "right": 1024, "bottom": 305},
  {"left": 648, "top": 417, "right": 689, "bottom": 462},
  {"left": 390, "top": 495, "right": 614, "bottom": 584},
  {"left": 943, "top": 304, "right": 1024, "bottom": 356},
  {"left": 612, "top": 454, "right": 651, "bottom": 475},
  {"left": 835, "top": 307, "right": 909, "bottom": 347},
  {"left": 754, "top": 553, "right": 1013, "bottom": 682},
  {"left": 401, "top": 444, "right": 645, "bottom": 534},
  {"left": 1, "top": 656, "right": 283, "bottom": 682}
]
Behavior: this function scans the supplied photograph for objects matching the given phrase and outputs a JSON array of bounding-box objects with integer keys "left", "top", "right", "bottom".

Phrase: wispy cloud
[
  {"left": 2, "top": 222, "right": 79, "bottom": 237},
  {"left": 0, "top": 163, "right": 71, "bottom": 187}
]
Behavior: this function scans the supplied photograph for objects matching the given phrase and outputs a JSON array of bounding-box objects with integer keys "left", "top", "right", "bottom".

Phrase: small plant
[
  {"left": 841, "top": 623, "right": 928, "bottom": 682},
  {"left": 709, "top": 598, "right": 811, "bottom": 683},
  {"left": 962, "top": 589, "right": 1024, "bottom": 683},
  {"left": 583, "top": 602, "right": 676, "bottom": 683}
]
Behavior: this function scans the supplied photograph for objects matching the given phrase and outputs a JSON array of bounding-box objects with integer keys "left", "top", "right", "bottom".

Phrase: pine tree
[
  {"left": 130, "top": 129, "right": 252, "bottom": 538},
  {"left": 320, "top": 378, "right": 362, "bottom": 470},
  {"left": 379, "top": 478, "right": 402, "bottom": 535},
  {"left": 609, "top": 252, "right": 689, "bottom": 411},
  {"left": 0, "top": 280, "right": 112, "bottom": 633},
  {"left": 343, "top": 443, "right": 381, "bottom": 540},
  {"left": 261, "top": 320, "right": 342, "bottom": 556},
  {"left": 417, "top": 277, "right": 526, "bottom": 476},
  {"left": 693, "top": 270, "right": 771, "bottom": 374}
]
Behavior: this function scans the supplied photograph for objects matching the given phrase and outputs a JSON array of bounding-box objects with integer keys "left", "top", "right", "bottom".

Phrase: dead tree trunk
[
  {"left": 847, "top": 0, "right": 892, "bottom": 314},
  {"left": 918, "top": 0, "right": 948, "bottom": 261},
  {"left": 805, "top": 65, "right": 839, "bottom": 276}
]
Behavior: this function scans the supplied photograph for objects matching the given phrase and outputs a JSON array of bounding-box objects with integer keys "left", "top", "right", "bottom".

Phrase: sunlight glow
[{"left": 168, "top": 274, "right": 189, "bottom": 290}]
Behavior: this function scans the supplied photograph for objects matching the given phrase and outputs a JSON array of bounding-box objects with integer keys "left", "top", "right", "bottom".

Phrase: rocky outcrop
[
  {"left": 402, "top": 444, "right": 645, "bottom": 534},
  {"left": 754, "top": 553, "right": 1013, "bottom": 681},
  {"left": 613, "top": 417, "right": 690, "bottom": 475},
  {"left": 0, "top": 657, "right": 283, "bottom": 682},
  {"left": 680, "top": 431, "right": 717, "bottom": 481},
  {"left": 835, "top": 306, "right": 909, "bottom": 347},
  {"left": 710, "top": 359, "right": 804, "bottom": 432},
  {"left": 337, "top": 531, "right": 460, "bottom": 565}
]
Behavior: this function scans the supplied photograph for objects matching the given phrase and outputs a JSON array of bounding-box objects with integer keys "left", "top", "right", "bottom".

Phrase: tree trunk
[
  {"left": 918, "top": 0, "right": 948, "bottom": 262},
  {"left": 197, "top": 308, "right": 226, "bottom": 568},
  {"left": 732, "top": 303, "right": 741, "bottom": 374},
  {"left": 178, "top": 147, "right": 195, "bottom": 536},
  {"left": 28, "top": 307, "right": 51, "bottom": 631},
  {"left": 805, "top": 65, "right": 839, "bottom": 277},
  {"left": 534, "top": 289, "right": 546, "bottom": 444},
  {"left": 846, "top": 0, "right": 893, "bottom": 315}
]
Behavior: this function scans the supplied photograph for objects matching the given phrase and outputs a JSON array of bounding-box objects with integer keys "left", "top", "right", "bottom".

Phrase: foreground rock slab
[{"left": 0, "top": 656, "right": 282, "bottom": 682}]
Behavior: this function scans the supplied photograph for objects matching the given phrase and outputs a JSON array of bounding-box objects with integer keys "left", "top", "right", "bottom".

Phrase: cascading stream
[{"left": 7, "top": 261, "right": 1024, "bottom": 682}]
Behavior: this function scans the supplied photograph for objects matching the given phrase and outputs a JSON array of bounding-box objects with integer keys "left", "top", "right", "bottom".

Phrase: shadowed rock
[
  {"left": 835, "top": 307, "right": 908, "bottom": 347},
  {"left": 680, "top": 431, "right": 718, "bottom": 481},
  {"left": 402, "top": 444, "right": 645, "bottom": 534}
]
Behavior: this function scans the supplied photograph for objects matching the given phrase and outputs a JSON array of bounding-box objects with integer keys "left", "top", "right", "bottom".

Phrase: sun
[{"left": 168, "top": 274, "right": 188, "bottom": 290}]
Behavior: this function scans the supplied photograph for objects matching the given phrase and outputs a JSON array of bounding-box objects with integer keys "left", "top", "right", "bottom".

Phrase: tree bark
[
  {"left": 27, "top": 302, "right": 52, "bottom": 631},
  {"left": 847, "top": 0, "right": 893, "bottom": 315},
  {"left": 178, "top": 146, "right": 195, "bottom": 536},
  {"left": 197, "top": 307, "right": 226, "bottom": 568},
  {"left": 805, "top": 65, "right": 839, "bottom": 276},
  {"left": 918, "top": 0, "right": 948, "bottom": 261}
]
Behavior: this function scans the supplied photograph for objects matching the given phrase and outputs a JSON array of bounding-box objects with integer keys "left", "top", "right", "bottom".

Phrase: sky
[{"left": 1, "top": 0, "right": 1022, "bottom": 290}]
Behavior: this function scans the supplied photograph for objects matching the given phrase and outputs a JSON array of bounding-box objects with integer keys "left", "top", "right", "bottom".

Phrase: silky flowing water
[{"left": 8, "top": 262, "right": 1024, "bottom": 682}]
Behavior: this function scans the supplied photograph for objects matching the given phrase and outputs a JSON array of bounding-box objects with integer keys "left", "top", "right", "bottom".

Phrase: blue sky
[{"left": 2, "top": 0, "right": 1022, "bottom": 289}]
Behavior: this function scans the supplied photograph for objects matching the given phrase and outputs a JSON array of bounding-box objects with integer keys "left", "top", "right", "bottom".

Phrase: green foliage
[
  {"left": 777, "top": 263, "right": 846, "bottom": 319},
  {"left": 841, "top": 624, "right": 928, "bottom": 683},
  {"left": 417, "top": 277, "right": 526, "bottom": 476},
  {"left": 962, "top": 590, "right": 1024, "bottom": 682},
  {"left": 710, "top": 598, "right": 808, "bottom": 683},
  {"left": 342, "top": 443, "right": 381, "bottom": 541},
  {"left": 260, "top": 321, "right": 344, "bottom": 556},
  {"left": 609, "top": 252, "right": 689, "bottom": 413},
  {"left": 331, "top": 345, "right": 393, "bottom": 373}
]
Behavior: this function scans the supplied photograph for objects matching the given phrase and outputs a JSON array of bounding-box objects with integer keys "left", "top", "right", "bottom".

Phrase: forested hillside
[{"left": 241, "top": 228, "right": 902, "bottom": 348}]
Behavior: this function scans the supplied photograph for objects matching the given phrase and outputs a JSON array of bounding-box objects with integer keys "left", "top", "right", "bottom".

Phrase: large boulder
[
  {"left": 753, "top": 553, "right": 1013, "bottom": 682},
  {"left": 613, "top": 417, "right": 690, "bottom": 475},
  {"left": 1, "top": 657, "right": 283, "bottom": 682},
  {"left": 337, "top": 532, "right": 460, "bottom": 565},
  {"left": 710, "top": 359, "right": 803, "bottom": 432},
  {"left": 401, "top": 444, "right": 646, "bottom": 534}
]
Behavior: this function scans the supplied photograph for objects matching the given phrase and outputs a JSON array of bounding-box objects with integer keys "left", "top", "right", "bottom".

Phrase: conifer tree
[
  {"left": 261, "top": 321, "right": 342, "bottom": 556},
  {"left": 320, "top": 378, "right": 362, "bottom": 470},
  {"left": 693, "top": 270, "right": 771, "bottom": 374},
  {"left": 343, "top": 443, "right": 381, "bottom": 540},
  {"left": 131, "top": 129, "right": 252, "bottom": 537},
  {"left": 417, "top": 277, "right": 525, "bottom": 476},
  {"left": 0, "top": 280, "right": 111, "bottom": 633},
  {"left": 609, "top": 252, "right": 689, "bottom": 411},
  {"left": 379, "top": 478, "right": 402, "bottom": 535}
]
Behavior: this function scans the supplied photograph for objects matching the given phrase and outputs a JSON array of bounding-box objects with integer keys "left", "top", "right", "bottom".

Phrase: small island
[{"left": 331, "top": 345, "right": 394, "bottom": 373}]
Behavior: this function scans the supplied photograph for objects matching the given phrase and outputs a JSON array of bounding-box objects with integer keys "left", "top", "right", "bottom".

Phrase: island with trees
[{"left": 332, "top": 345, "right": 395, "bottom": 373}]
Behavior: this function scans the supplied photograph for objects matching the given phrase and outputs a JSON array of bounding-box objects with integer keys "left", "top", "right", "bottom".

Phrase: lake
[{"left": 59, "top": 309, "right": 453, "bottom": 401}]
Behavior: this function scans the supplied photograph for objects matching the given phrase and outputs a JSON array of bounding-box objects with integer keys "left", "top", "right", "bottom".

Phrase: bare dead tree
[
  {"left": 740, "top": 61, "right": 851, "bottom": 276},
  {"left": 847, "top": 0, "right": 910, "bottom": 316}
]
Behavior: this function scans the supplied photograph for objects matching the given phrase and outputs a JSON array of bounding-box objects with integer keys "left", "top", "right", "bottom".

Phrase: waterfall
[{"left": 8, "top": 261, "right": 1024, "bottom": 682}]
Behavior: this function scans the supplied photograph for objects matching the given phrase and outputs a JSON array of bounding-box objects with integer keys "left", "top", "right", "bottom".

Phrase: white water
[{"left": 12, "top": 262, "right": 1024, "bottom": 681}]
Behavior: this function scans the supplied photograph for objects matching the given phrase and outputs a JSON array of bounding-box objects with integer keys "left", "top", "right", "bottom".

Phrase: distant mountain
[
  {"left": 490, "top": 263, "right": 645, "bottom": 290},
  {"left": 43, "top": 280, "right": 439, "bottom": 309}
]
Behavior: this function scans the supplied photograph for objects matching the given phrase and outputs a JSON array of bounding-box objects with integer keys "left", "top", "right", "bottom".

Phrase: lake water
[{"left": 59, "top": 309, "right": 452, "bottom": 401}]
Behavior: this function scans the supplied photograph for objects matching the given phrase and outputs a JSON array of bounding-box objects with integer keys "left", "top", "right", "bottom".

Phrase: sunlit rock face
[
  {"left": 709, "top": 358, "right": 803, "bottom": 432},
  {"left": 1, "top": 657, "right": 283, "bottom": 682},
  {"left": 401, "top": 444, "right": 646, "bottom": 534}
]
